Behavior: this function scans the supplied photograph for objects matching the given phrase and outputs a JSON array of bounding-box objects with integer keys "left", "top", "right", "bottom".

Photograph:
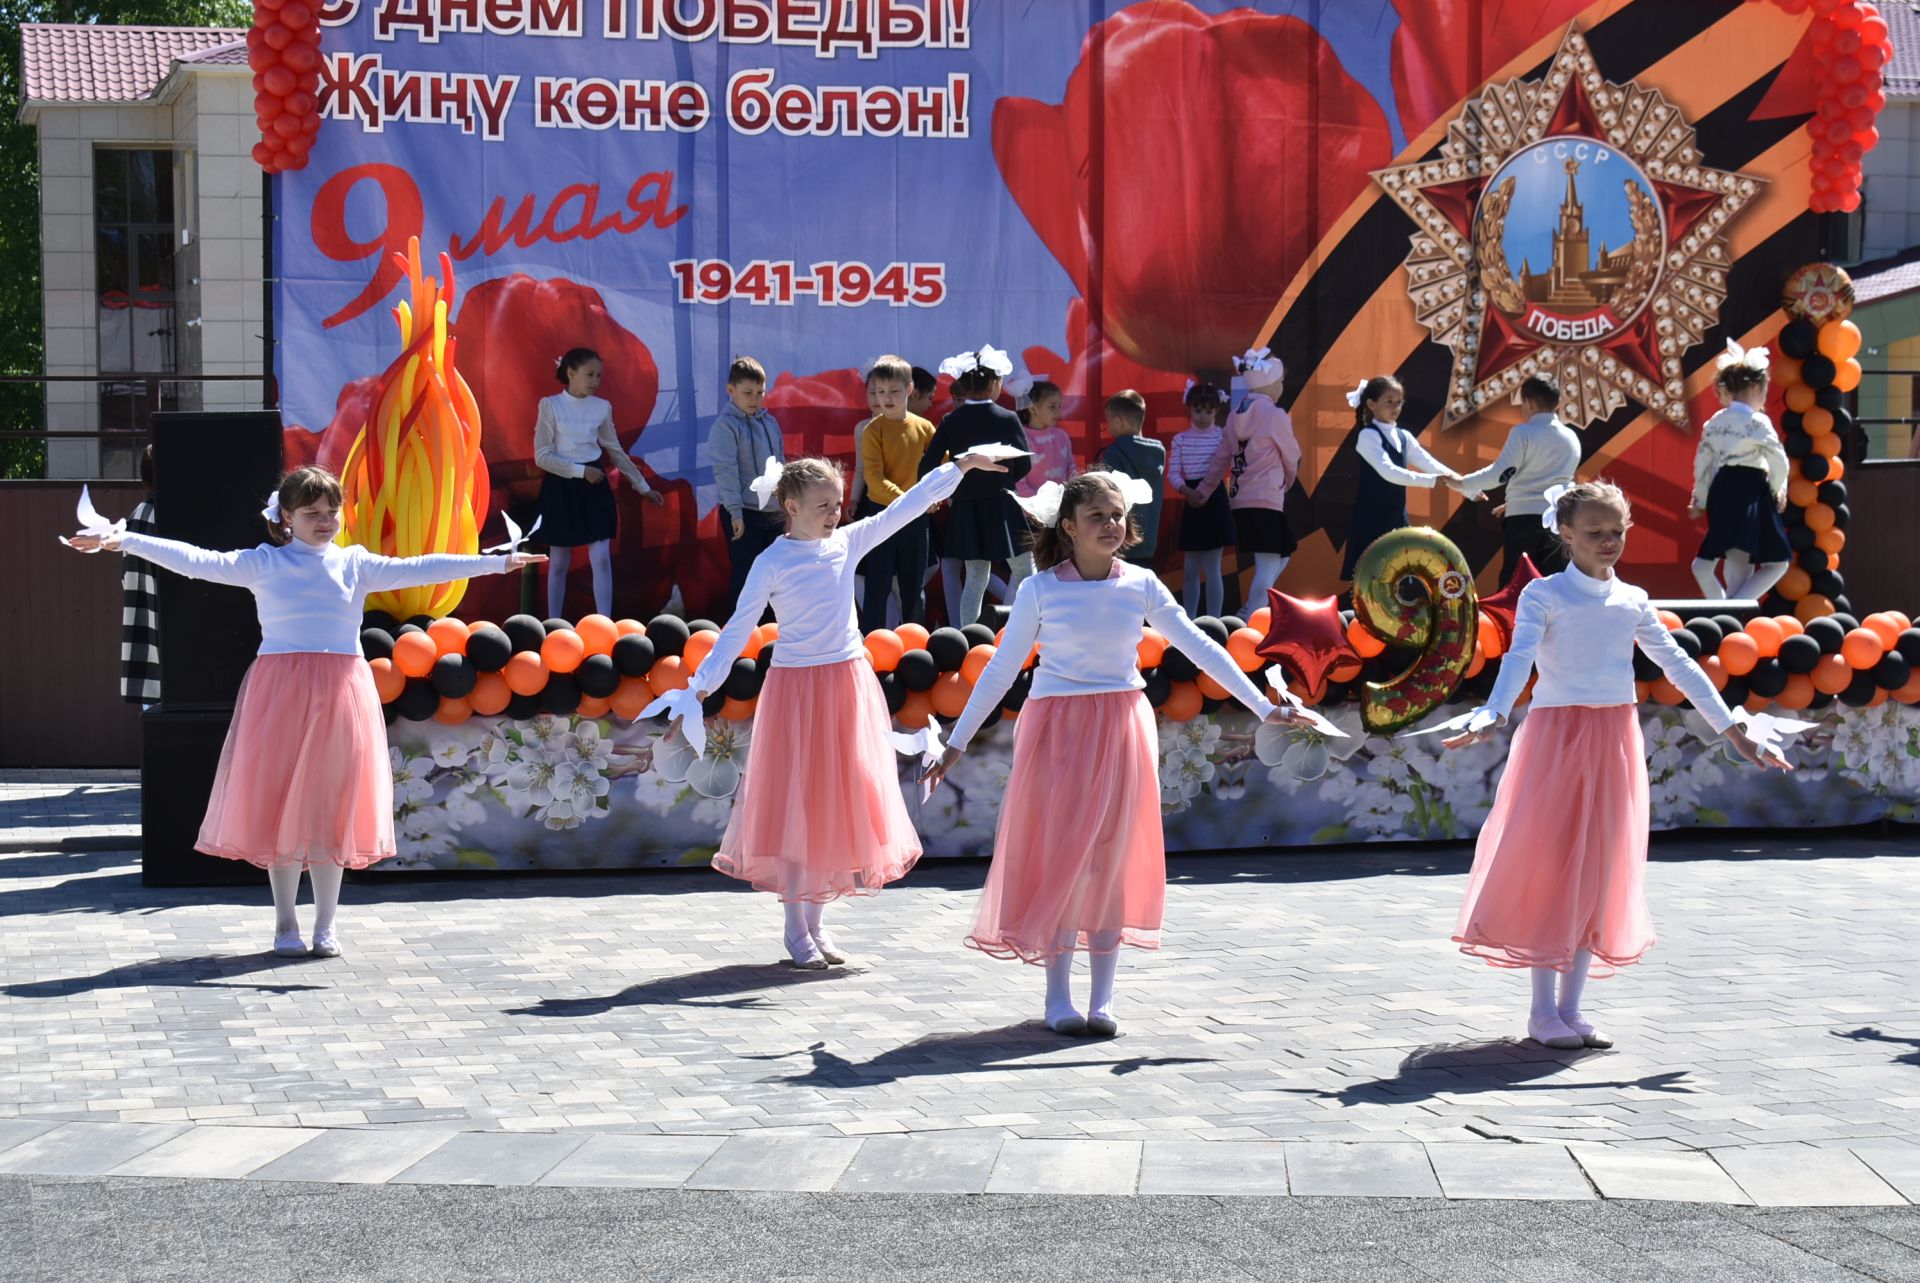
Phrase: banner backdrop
[{"left": 277, "top": 0, "right": 1823, "bottom": 623}]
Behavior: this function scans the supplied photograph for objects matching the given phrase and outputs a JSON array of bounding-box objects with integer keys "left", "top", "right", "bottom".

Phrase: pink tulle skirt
[
  {"left": 1453, "top": 704, "right": 1652, "bottom": 977},
  {"left": 713, "top": 657, "right": 920, "bottom": 902},
  {"left": 967, "top": 691, "right": 1165, "bottom": 964},
  {"left": 197, "top": 653, "right": 396, "bottom": 869}
]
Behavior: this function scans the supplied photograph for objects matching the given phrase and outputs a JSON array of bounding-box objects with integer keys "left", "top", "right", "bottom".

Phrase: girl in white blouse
[
  {"left": 1688, "top": 344, "right": 1791, "bottom": 602},
  {"left": 1341, "top": 375, "right": 1464, "bottom": 581},
  {"left": 1443, "top": 481, "right": 1786, "bottom": 1051},
  {"left": 926, "top": 472, "right": 1302, "bottom": 1037},
  {"left": 533, "top": 348, "right": 664, "bottom": 620}
]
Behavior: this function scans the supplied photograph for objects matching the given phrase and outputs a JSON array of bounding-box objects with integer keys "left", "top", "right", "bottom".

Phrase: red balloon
[
  {"left": 284, "top": 90, "right": 316, "bottom": 115},
  {"left": 1254, "top": 591, "right": 1358, "bottom": 703},
  {"left": 1833, "top": 1, "right": 1868, "bottom": 27},
  {"left": 1833, "top": 58, "right": 1863, "bottom": 84},
  {"left": 1477, "top": 554, "right": 1544, "bottom": 652},
  {"left": 300, "top": 113, "right": 322, "bottom": 135},
  {"left": 263, "top": 21, "right": 293, "bottom": 48},
  {"left": 271, "top": 112, "right": 301, "bottom": 137},
  {"left": 281, "top": 41, "right": 319, "bottom": 73},
  {"left": 285, "top": 133, "right": 314, "bottom": 157},
  {"left": 1841, "top": 190, "right": 1862, "bottom": 212},
  {"left": 246, "top": 44, "right": 276, "bottom": 71},
  {"left": 251, "top": 140, "right": 278, "bottom": 166},
  {"left": 280, "top": 0, "right": 315, "bottom": 27}
]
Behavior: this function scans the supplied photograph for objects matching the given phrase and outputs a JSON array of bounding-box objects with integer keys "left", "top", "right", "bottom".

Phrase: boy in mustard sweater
[{"left": 857, "top": 355, "right": 938, "bottom": 632}]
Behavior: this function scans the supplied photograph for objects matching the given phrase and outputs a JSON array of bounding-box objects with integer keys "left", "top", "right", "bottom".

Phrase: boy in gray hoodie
[{"left": 707, "top": 355, "right": 786, "bottom": 610}]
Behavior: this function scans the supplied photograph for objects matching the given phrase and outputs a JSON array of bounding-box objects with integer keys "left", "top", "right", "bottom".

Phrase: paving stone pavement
[{"left": 5, "top": 768, "right": 1920, "bottom": 1207}]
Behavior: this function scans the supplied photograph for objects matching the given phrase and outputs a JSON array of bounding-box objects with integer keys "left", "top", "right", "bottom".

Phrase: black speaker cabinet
[
  {"left": 140, "top": 706, "right": 257, "bottom": 886},
  {"left": 149, "top": 412, "right": 282, "bottom": 708}
]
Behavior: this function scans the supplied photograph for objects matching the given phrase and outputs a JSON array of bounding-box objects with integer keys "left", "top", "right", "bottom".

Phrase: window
[{"left": 93, "top": 148, "right": 179, "bottom": 451}]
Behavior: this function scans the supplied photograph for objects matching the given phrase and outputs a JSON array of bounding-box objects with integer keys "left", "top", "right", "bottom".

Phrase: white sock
[
  {"left": 1044, "top": 951, "right": 1079, "bottom": 1025},
  {"left": 1557, "top": 949, "right": 1593, "bottom": 1027},
  {"left": 309, "top": 863, "right": 344, "bottom": 937},
  {"left": 803, "top": 900, "right": 829, "bottom": 945},
  {"left": 1088, "top": 934, "right": 1120, "bottom": 1021},
  {"left": 268, "top": 866, "right": 302, "bottom": 937},
  {"left": 1182, "top": 554, "right": 1204, "bottom": 615},
  {"left": 1732, "top": 560, "right": 1789, "bottom": 603},
  {"left": 960, "top": 560, "right": 991, "bottom": 627},
  {"left": 1202, "top": 549, "right": 1225, "bottom": 617},
  {"left": 547, "top": 546, "right": 573, "bottom": 618},
  {"left": 783, "top": 902, "right": 819, "bottom": 962},
  {"left": 1530, "top": 967, "right": 1559, "bottom": 1021},
  {"left": 1690, "top": 558, "right": 1726, "bottom": 599},
  {"left": 588, "top": 540, "right": 614, "bottom": 617},
  {"left": 1248, "top": 552, "right": 1287, "bottom": 603}
]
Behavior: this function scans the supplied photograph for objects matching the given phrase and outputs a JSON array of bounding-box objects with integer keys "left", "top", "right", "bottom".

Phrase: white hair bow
[
  {"left": 1185, "top": 378, "right": 1232, "bottom": 407},
  {"left": 1716, "top": 339, "right": 1770, "bottom": 373},
  {"left": 261, "top": 491, "right": 283, "bottom": 524},
  {"left": 1233, "top": 347, "right": 1280, "bottom": 377},
  {"left": 482, "top": 511, "right": 542, "bottom": 555},
  {"left": 1540, "top": 483, "right": 1572, "bottom": 532},
  {"left": 1344, "top": 380, "right": 1371, "bottom": 410},
  {"left": 938, "top": 345, "right": 1015, "bottom": 381},
  {"left": 745, "top": 456, "right": 784, "bottom": 510},
  {"left": 58, "top": 484, "right": 128, "bottom": 551},
  {"left": 1015, "top": 470, "right": 1153, "bottom": 528},
  {"left": 857, "top": 355, "right": 879, "bottom": 380}
]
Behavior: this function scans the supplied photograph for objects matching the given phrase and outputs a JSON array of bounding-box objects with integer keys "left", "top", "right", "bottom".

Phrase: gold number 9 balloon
[{"left": 1350, "top": 528, "right": 1477, "bottom": 733}]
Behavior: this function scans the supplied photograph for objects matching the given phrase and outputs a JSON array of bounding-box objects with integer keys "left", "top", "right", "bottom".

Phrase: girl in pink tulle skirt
[
  {"left": 1442, "top": 476, "right": 1789, "bottom": 1051},
  {"left": 68, "top": 466, "right": 537, "bottom": 959},
  {"left": 928, "top": 468, "right": 1304, "bottom": 1037},
  {"left": 684, "top": 400, "right": 1007, "bottom": 969}
]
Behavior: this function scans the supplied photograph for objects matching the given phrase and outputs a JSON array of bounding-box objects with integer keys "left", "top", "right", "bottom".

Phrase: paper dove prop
[
  {"left": 639, "top": 686, "right": 708, "bottom": 759},
  {"left": 481, "top": 512, "right": 542, "bottom": 555},
  {"left": 1395, "top": 707, "right": 1502, "bottom": 740},
  {"left": 745, "top": 456, "right": 784, "bottom": 511},
  {"left": 955, "top": 442, "right": 1032, "bottom": 464},
  {"left": 1264, "top": 669, "right": 1350, "bottom": 738},
  {"left": 58, "top": 485, "right": 127, "bottom": 551},
  {"left": 887, "top": 714, "right": 947, "bottom": 804},
  {"left": 1728, "top": 709, "right": 1816, "bottom": 759}
]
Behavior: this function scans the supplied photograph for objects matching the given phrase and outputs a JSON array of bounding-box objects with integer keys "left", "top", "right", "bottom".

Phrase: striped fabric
[
  {"left": 120, "top": 500, "right": 162, "bottom": 705},
  {"left": 1169, "top": 426, "right": 1222, "bottom": 485}
]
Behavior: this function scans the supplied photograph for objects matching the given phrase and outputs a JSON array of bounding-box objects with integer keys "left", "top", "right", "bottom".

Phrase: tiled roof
[
  {"left": 179, "top": 40, "right": 249, "bottom": 66},
  {"left": 1888, "top": 2, "right": 1920, "bottom": 99},
  {"left": 1854, "top": 257, "right": 1920, "bottom": 305},
  {"left": 20, "top": 24, "right": 247, "bottom": 104}
]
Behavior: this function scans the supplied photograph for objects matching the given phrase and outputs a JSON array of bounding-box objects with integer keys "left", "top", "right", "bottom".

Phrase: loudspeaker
[
  {"left": 141, "top": 706, "right": 257, "bottom": 886},
  {"left": 150, "top": 412, "right": 283, "bottom": 707}
]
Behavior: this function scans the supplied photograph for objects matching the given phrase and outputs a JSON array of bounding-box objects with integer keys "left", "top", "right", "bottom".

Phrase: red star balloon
[
  {"left": 1256, "top": 590, "right": 1358, "bottom": 702},
  {"left": 1478, "top": 555, "right": 1543, "bottom": 652}
]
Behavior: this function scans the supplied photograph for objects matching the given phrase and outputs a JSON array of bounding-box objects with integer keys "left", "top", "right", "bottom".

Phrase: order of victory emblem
[{"left": 1372, "top": 26, "right": 1765, "bottom": 429}]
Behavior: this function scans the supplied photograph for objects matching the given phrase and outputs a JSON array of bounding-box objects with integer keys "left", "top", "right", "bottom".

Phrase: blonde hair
[
  {"left": 266, "top": 465, "right": 344, "bottom": 545},
  {"left": 1105, "top": 388, "right": 1146, "bottom": 427},
  {"left": 1552, "top": 478, "right": 1631, "bottom": 533},
  {"left": 1029, "top": 472, "right": 1142, "bottom": 570},
  {"left": 865, "top": 355, "right": 912, "bottom": 388},
  {"left": 772, "top": 457, "right": 844, "bottom": 528}
]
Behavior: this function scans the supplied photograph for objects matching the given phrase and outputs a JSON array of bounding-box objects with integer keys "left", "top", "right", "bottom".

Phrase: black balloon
[
  {"left": 1831, "top": 612, "right": 1860, "bottom": 634},
  {"left": 1193, "top": 616, "right": 1230, "bottom": 646},
  {"left": 611, "top": 632, "right": 656, "bottom": 677},
  {"left": 430, "top": 653, "right": 478, "bottom": 697},
  {"left": 1784, "top": 431, "right": 1813, "bottom": 460},
  {"left": 1784, "top": 502, "right": 1808, "bottom": 528},
  {"left": 1004, "top": 668, "right": 1033, "bottom": 711},
  {"left": 1895, "top": 628, "right": 1920, "bottom": 667},
  {"left": 926, "top": 628, "right": 969, "bottom": 671},
  {"left": 647, "top": 615, "right": 690, "bottom": 658},
  {"left": 701, "top": 688, "right": 727, "bottom": 717},
  {"left": 685, "top": 618, "right": 720, "bottom": 637},
  {"left": 504, "top": 614, "right": 547, "bottom": 654},
  {"left": 1162, "top": 647, "right": 1201, "bottom": 683},
  {"left": 405, "top": 614, "right": 436, "bottom": 632},
  {"left": 1807, "top": 690, "right": 1835, "bottom": 712},
  {"left": 1811, "top": 569, "right": 1845, "bottom": 601},
  {"left": 539, "top": 673, "right": 582, "bottom": 714},
  {"left": 577, "top": 654, "right": 620, "bottom": 698},
  {"left": 1788, "top": 524, "right": 1817, "bottom": 551},
  {"left": 722, "top": 657, "right": 760, "bottom": 701},
  {"left": 878, "top": 670, "right": 907, "bottom": 714},
  {"left": 395, "top": 623, "right": 425, "bottom": 637},
  {"left": 961, "top": 622, "right": 998, "bottom": 649},
  {"left": 1833, "top": 595, "right": 1853, "bottom": 616},
  {"left": 1720, "top": 673, "right": 1749, "bottom": 708},
  {"left": 1818, "top": 480, "right": 1847, "bottom": 509},
  {"left": 363, "top": 609, "right": 400, "bottom": 634},
  {"left": 360, "top": 627, "right": 395, "bottom": 661},
  {"left": 1778, "top": 317, "right": 1818, "bottom": 359},
  {"left": 1669, "top": 628, "right": 1701, "bottom": 660},
  {"left": 1805, "top": 617, "right": 1846, "bottom": 655},
  {"left": 1800, "top": 353, "right": 1837, "bottom": 388},
  {"left": 1632, "top": 649, "right": 1662, "bottom": 683},
  {"left": 896, "top": 649, "right": 938, "bottom": 691},
  {"left": 1142, "top": 668, "right": 1172, "bottom": 708},
  {"left": 1841, "top": 668, "right": 1878, "bottom": 707},
  {"left": 1873, "top": 652, "right": 1911, "bottom": 691},
  {"left": 1684, "top": 618, "right": 1723, "bottom": 656},
  {"left": 465, "top": 626, "right": 511, "bottom": 672},
  {"left": 1746, "top": 657, "right": 1788, "bottom": 698},
  {"left": 1795, "top": 547, "right": 1828, "bottom": 572},
  {"left": 1221, "top": 615, "right": 1248, "bottom": 634},
  {"left": 397, "top": 677, "right": 440, "bottom": 721},
  {"left": 505, "top": 692, "right": 542, "bottom": 720},
  {"left": 383, "top": 701, "right": 401, "bottom": 726},
  {"left": 1833, "top": 502, "right": 1850, "bottom": 530},
  {"left": 1777, "top": 633, "right": 1821, "bottom": 675},
  {"left": 1814, "top": 384, "right": 1844, "bottom": 413},
  {"left": 1711, "top": 613, "right": 1744, "bottom": 639},
  {"left": 1798, "top": 454, "right": 1830, "bottom": 483},
  {"left": 756, "top": 643, "right": 776, "bottom": 672}
]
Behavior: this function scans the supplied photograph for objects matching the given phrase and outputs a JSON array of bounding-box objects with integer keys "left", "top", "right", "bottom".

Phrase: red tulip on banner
[
  {"left": 1477, "top": 554, "right": 1543, "bottom": 652},
  {"left": 1387, "top": 0, "right": 1594, "bottom": 141},
  {"left": 992, "top": 4, "right": 1392, "bottom": 375},
  {"left": 1255, "top": 590, "right": 1358, "bottom": 703},
  {"left": 282, "top": 375, "right": 380, "bottom": 473}
]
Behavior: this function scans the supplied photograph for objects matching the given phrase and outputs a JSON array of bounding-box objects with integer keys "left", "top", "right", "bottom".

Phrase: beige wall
[
  {"left": 34, "top": 68, "right": 265, "bottom": 480},
  {"left": 1863, "top": 100, "right": 1920, "bottom": 262}
]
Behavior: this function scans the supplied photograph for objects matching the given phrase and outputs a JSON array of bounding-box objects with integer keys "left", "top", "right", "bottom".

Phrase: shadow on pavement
[
  {"left": 1836, "top": 1026, "right": 1920, "bottom": 1067},
  {"left": 1, "top": 952, "right": 330, "bottom": 998},
  {"left": 501, "top": 961, "right": 843, "bottom": 1017},
  {"left": 1269, "top": 1038, "right": 1694, "bottom": 1106},
  {"left": 741, "top": 1025, "right": 1217, "bottom": 1086}
]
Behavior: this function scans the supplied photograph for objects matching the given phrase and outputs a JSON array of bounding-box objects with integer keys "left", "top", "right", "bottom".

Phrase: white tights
[
  {"left": 1043, "top": 932, "right": 1122, "bottom": 1024},
  {"left": 546, "top": 541, "right": 615, "bottom": 618},
  {"left": 268, "top": 864, "right": 344, "bottom": 938},
  {"left": 1530, "top": 948, "right": 1593, "bottom": 1021},
  {"left": 1183, "top": 549, "right": 1225, "bottom": 617},
  {"left": 781, "top": 901, "right": 829, "bottom": 956},
  {"left": 1691, "top": 552, "right": 1788, "bottom": 603},
  {"left": 1245, "top": 552, "right": 1289, "bottom": 606},
  {"left": 959, "top": 557, "right": 1027, "bottom": 627}
]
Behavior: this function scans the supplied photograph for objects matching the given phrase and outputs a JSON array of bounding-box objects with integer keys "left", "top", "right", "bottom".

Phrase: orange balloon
[
  {"left": 1795, "top": 594, "right": 1835, "bottom": 623},
  {"left": 1331, "top": 658, "right": 1364, "bottom": 682},
  {"left": 1744, "top": 616, "right": 1785, "bottom": 659},
  {"left": 1197, "top": 671, "right": 1232, "bottom": 700},
  {"left": 1745, "top": 690, "right": 1771, "bottom": 714},
  {"left": 427, "top": 617, "right": 470, "bottom": 656},
  {"left": 1247, "top": 606, "right": 1272, "bottom": 634},
  {"left": 541, "top": 628, "right": 586, "bottom": 674},
  {"left": 1650, "top": 678, "right": 1685, "bottom": 706},
  {"left": 1464, "top": 651, "right": 1486, "bottom": 679},
  {"left": 1863, "top": 613, "right": 1903, "bottom": 650},
  {"left": 1774, "top": 354, "right": 1803, "bottom": 385},
  {"left": 434, "top": 696, "right": 473, "bottom": 724},
  {"left": 1700, "top": 655, "right": 1729, "bottom": 691},
  {"left": 1813, "top": 432, "right": 1841, "bottom": 459},
  {"left": 1813, "top": 653, "right": 1854, "bottom": 695},
  {"left": 1286, "top": 674, "right": 1322, "bottom": 707},
  {"left": 1803, "top": 407, "right": 1834, "bottom": 436},
  {"left": 1346, "top": 617, "right": 1386, "bottom": 658},
  {"left": 1894, "top": 672, "right": 1920, "bottom": 704},
  {"left": 1774, "top": 614, "right": 1804, "bottom": 638},
  {"left": 931, "top": 671, "right": 971, "bottom": 719},
  {"left": 615, "top": 618, "right": 647, "bottom": 637},
  {"left": 1826, "top": 455, "right": 1845, "bottom": 481},
  {"left": 646, "top": 653, "right": 690, "bottom": 694},
  {"left": 575, "top": 614, "right": 619, "bottom": 657},
  {"left": 392, "top": 631, "right": 438, "bottom": 679},
  {"left": 1818, "top": 318, "right": 1863, "bottom": 360},
  {"left": 1776, "top": 673, "right": 1815, "bottom": 710},
  {"left": 1656, "top": 609, "right": 1683, "bottom": 631},
  {"left": 1784, "top": 383, "right": 1816, "bottom": 413},
  {"left": 721, "top": 696, "right": 757, "bottom": 721},
  {"left": 1718, "top": 632, "right": 1759, "bottom": 676},
  {"left": 1226, "top": 627, "right": 1265, "bottom": 672},
  {"left": 683, "top": 629, "right": 718, "bottom": 673},
  {"left": 760, "top": 621, "right": 780, "bottom": 641},
  {"left": 1476, "top": 612, "right": 1503, "bottom": 660},
  {"left": 1868, "top": 685, "right": 1890, "bottom": 708},
  {"left": 1515, "top": 673, "right": 1537, "bottom": 706},
  {"left": 502, "top": 650, "right": 548, "bottom": 696},
  {"left": 1841, "top": 628, "right": 1886, "bottom": 669},
  {"left": 895, "top": 622, "right": 929, "bottom": 652},
  {"left": 1022, "top": 645, "right": 1040, "bottom": 670},
  {"left": 896, "top": 687, "right": 935, "bottom": 729},
  {"left": 1161, "top": 681, "right": 1203, "bottom": 722},
  {"left": 1137, "top": 627, "right": 1169, "bottom": 669},
  {"left": 866, "top": 629, "right": 906, "bottom": 673},
  {"left": 744, "top": 622, "right": 772, "bottom": 661},
  {"left": 1887, "top": 611, "right": 1913, "bottom": 633},
  {"left": 1815, "top": 527, "right": 1845, "bottom": 554},
  {"left": 1787, "top": 477, "right": 1818, "bottom": 508},
  {"left": 1834, "top": 356, "right": 1862, "bottom": 393},
  {"left": 1804, "top": 502, "right": 1836, "bottom": 532},
  {"left": 368, "top": 656, "right": 406, "bottom": 702},
  {"left": 961, "top": 644, "right": 997, "bottom": 684},
  {"left": 575, "top": 695, "right": 613, "bottom": 719},
  {"left": 1777, "top": 566, "right": 1811, "bottom": 601},
  {"left": 1634, "top": 680, "right": 1652, "bottom": 703},
  {"left": 469, "top": 670, "right": 510, "bottom": 716},
  {"left": 1827, "top": 553, "right": 1841, "bottom": 572},
  {"left": 610, "top": 675, "right": 652, "bottom": 720}
]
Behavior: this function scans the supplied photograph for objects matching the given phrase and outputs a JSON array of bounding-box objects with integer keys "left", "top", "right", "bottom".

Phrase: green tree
[{"left": 0, "top": 0, "right": 250, "bottom": 477}]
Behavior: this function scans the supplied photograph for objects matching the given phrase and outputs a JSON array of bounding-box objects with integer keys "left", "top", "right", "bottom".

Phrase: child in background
[
  {"left": 1014, "top": 377, "right": 1076, "bottom": 498},
  {"left": 66, "top": 466, "right": 542, "bottom": 958},
  {"left": 908, "top": 366, "right": 938, "bottom": 421},
  {"left": 1099, "top": 389, "right": 1166, "bottom": 570},
  {"left": 1200, "top": 349, "right": 1300, "bottom": 604},
  {"left": 685, "top": 451, "right": 1006, "bottom": 967},
  {"left": 1449, "top": 375, "right": 1580, "bottom": 583},
  {"left": 1169, "top": 380, "right": 1235, "bottom": 616},
  {"left": 1341, "top": 374, "right": 1462, "bottom": 582},
  {"left": 856, "top": 356, "right": 938, "bottom": 633},
  {"left": 708, "top": 356, "right": 786, "bottom": 613},
  {"left": 1689, "top": 343, "right": 1791, "bottom": 602},
  {"left": 1443, "top": 480, "right": 1786, "bottom": 1048},
  {"left": 918, "top": 347, "right": 1032, "bottom": 626},
  {"left": 534, "top": 347, "right": 664, "bottom": 620}
]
